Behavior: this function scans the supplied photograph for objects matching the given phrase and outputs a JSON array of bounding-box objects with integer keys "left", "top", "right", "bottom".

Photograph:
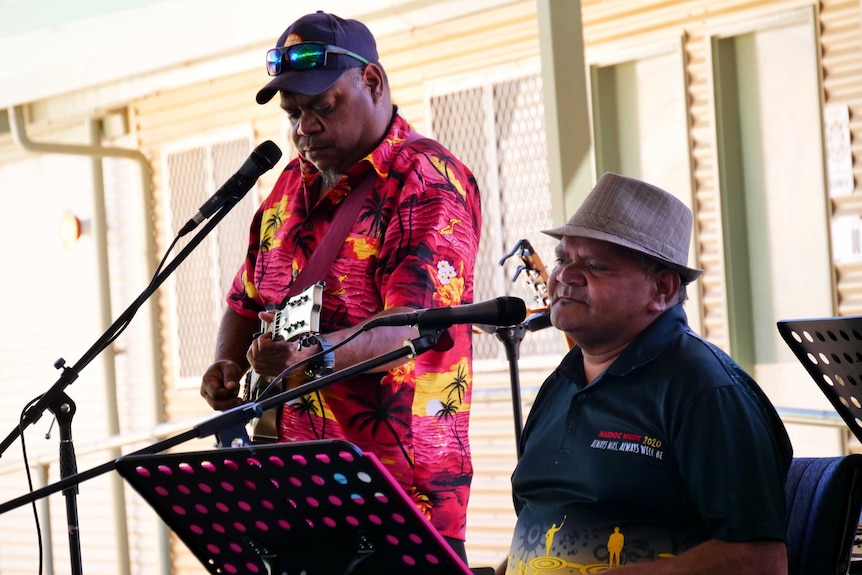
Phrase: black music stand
[
  {"left": 777, "top": 316, "right": 862, "bottom": 442},
  {"left": 115, "top": 439, "right": 473, "bottom": 575}
]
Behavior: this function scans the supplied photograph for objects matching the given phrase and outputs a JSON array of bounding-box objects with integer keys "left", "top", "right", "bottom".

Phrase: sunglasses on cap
[{"left": 266, "top": 42, "right": 371, "bottom": 76}]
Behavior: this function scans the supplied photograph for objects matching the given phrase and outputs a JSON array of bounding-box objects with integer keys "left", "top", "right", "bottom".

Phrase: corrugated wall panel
[
  {"left": 822, "top": 0, "right": 862, "bottom": 316},
  {"left": 689, "top": 21, "right": 730, "bottom": 348}
]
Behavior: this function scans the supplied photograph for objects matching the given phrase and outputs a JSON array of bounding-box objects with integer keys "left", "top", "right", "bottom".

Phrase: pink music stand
[{"left": 115, "top": 439, "right": 473, "bottom": 575}]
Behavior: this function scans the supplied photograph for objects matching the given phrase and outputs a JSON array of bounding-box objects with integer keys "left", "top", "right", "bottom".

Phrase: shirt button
[
  {"left": 304, "top": 222, "right": 314, "bottom": 230},
  {"left": 292, "top": 270, "right": 299, "bottom": 278}
]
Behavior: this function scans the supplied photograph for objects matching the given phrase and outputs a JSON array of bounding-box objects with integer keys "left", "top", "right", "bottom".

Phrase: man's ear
[
  {"left": 361, "top": 64, "right": 385, "bottom": 100},
  {"left": 648, "top": 268, "right": 681, "bottom": 312}
]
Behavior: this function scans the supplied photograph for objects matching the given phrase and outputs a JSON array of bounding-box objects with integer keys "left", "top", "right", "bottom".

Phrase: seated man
[{"left": 496, "top": 173, "right": 792, "bottom": 574}]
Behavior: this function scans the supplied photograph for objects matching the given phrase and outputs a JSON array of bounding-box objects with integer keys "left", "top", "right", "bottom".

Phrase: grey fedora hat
[{"left": 543, "top": 172, "right": 703, "bottom": 283}]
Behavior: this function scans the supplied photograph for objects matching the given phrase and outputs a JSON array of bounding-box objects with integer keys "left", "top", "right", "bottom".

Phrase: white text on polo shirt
[{"left": 591, "top": 431, "right": 664, "bottom": 460}]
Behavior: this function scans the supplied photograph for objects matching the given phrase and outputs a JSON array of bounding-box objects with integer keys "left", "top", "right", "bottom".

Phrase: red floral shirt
[{"left": 227, "top": 113, "right": 482, "bottom": 540}]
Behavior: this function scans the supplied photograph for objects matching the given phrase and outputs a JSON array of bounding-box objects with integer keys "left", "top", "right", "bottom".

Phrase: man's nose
[
  {"left": 553, "top": 263, "right": 585, "bottom": 286},
  {"left": 296, "top": 114, "right": 321, "bottom": 136}
]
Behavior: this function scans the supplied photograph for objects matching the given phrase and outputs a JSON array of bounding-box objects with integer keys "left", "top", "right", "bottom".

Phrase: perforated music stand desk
[
  {"left": 777, "top": 316, "right": 862, "bottom": 442},
  {"left": 115, "top": 439, "right": 473, "bottom": 575}
]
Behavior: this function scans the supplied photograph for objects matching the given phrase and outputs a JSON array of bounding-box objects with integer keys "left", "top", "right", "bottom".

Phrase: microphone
[
  {"left": 365, "top": 297, "right": 527, "bottom": 329},
  {"left": 524, "top": 310, "right": 553, "bottom": 332},
  {"left": 178, "top": 140, "right": 282, "bottom": 236}
]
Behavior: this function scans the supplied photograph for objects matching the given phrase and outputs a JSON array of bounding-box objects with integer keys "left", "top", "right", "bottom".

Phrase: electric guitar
[{"left": 241, "top": 282, "right": 324, "bottom": 443}]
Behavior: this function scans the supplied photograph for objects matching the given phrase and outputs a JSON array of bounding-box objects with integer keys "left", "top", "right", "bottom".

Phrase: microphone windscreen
[
  {"left": 498, "top": 297, "right": 528, "bottom": 326},
  {"left": 253, "top": 140, "right": 283, "bottom": 169},
  {"left": 524, "top": 310, "right": 552, "bottom": 332}
]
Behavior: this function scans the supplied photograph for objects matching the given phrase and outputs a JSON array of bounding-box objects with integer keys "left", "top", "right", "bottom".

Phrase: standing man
[
  {"left": 200, "top": 11, "right": 482, "bottom": 561},
  {"left": 497, "top": 173, "right": 791, "bottom": 574}
]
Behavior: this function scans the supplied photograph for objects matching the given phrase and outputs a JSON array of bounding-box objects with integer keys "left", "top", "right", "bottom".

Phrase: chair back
[{"left": 785, "top": 455, "right": 862, "bottom": 575}]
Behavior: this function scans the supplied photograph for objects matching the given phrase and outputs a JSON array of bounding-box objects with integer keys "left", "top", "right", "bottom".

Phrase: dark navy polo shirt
[{"left": 505, "top": 305, "right": 792, "bottom": 572}]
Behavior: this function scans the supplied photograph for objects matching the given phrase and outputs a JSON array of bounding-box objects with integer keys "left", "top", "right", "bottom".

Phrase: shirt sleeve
[
  {"left": 375, "top": 139, "right": 482, "bottom": 311},
  {"left": 673, "top": 381, "right": 790, "bottom": 542}
]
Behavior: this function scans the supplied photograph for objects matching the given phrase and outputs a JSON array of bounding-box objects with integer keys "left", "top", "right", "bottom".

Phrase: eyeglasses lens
[
  {"left": 288, "top": 44, "right": 326, "bottom": 70},
  {"left": 266, "top": 45, "right": 327, "bottom": 76},
  {"left": 266, "top": 50, "right": 281, "bottom": 75}
]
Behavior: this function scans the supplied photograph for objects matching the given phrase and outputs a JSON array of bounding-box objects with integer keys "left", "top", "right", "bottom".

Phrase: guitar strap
[
  {"left": 285, "top": 129, "right": 425, "bottom": 299},
  {"left": 247, "top": 130, "right": 426, "bottom": 443}
]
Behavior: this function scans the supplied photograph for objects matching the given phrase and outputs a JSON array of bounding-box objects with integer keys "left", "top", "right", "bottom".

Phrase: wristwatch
[{"left": 297, "top": 332, "right": 335, "bottom": 379}]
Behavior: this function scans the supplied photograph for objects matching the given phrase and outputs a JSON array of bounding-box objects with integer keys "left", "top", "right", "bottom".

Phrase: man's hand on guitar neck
[
  {"left": 248, "top": 306, "right": 422, "bottom": 381},
  {"left": 202, "top": 305, "right": 424, "bottom": 412},
  {"left": 246, "top": 309, "right": 328, "bottom": 379}
]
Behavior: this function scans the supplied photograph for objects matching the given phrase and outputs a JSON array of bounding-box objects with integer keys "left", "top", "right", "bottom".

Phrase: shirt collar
[
  {"left": 609, "top": 304, "right": 690, "bottom": 376},
  {"left": 557, "top": 305, "right": 691, "bottom": 385}
]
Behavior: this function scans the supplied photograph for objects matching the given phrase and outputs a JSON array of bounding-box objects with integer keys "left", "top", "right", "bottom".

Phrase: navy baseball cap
[{"left": 256, "top": 11, "right": 379, "bottom": 104}]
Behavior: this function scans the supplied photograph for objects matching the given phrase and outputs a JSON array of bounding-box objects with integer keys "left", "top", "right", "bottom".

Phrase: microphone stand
[
  {"left": 0, "top": 195, "right": 246, "bottom": 575},
  {"left": 491, "top": 311, "right": 552, "bottom": 459},
  {"left": 0, "top": 329, "right": 445, "bottom": 518}
]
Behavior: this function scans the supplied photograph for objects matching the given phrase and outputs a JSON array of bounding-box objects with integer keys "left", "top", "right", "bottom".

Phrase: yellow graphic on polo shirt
[
  {"left": 545, "top": 517, "right": 566, "bottom": 556},
  {"left": 607, "top": 527, "right": 624, "bottom": 568},
  {"left": 511, "top": 523, "right": 677, "bottom": 573}
]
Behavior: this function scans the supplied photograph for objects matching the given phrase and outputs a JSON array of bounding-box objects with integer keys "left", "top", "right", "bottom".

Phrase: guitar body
[{"left": 242, "top": 282, "right": 324, "bottom": 443}]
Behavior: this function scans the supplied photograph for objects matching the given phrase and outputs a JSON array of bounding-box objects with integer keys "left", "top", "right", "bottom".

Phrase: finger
[{"left": 259, "top": 310, "right": 276, "bottom": 323}]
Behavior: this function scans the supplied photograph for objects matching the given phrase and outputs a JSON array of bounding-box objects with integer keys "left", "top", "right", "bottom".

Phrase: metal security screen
[
  {"left": 165, "top": 135, "right": 258, "bottom": 384},
  {"left": 430, "top": 72, "right": 566, "bottom": 361}
]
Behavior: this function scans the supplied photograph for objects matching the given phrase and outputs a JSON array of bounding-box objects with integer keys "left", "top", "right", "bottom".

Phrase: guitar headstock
[
  {"left": 499, "top": 239, "right": 574, "bottom": 348},
  {"left": 270, "top": 282, "right": 324, "bottom": 341},
  {"left": 499, "top": 239, "right": 550, "bottom": 309}
]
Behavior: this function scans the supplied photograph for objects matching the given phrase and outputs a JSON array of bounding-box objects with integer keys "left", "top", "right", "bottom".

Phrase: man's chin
[{"left": 550, "top": 310, "right": 586, "bottom": 333}]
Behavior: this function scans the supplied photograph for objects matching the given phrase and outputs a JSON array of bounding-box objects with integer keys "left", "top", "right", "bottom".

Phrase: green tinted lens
[{"left": 288, "top": 44, "right": 327, "bottom": 70}]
